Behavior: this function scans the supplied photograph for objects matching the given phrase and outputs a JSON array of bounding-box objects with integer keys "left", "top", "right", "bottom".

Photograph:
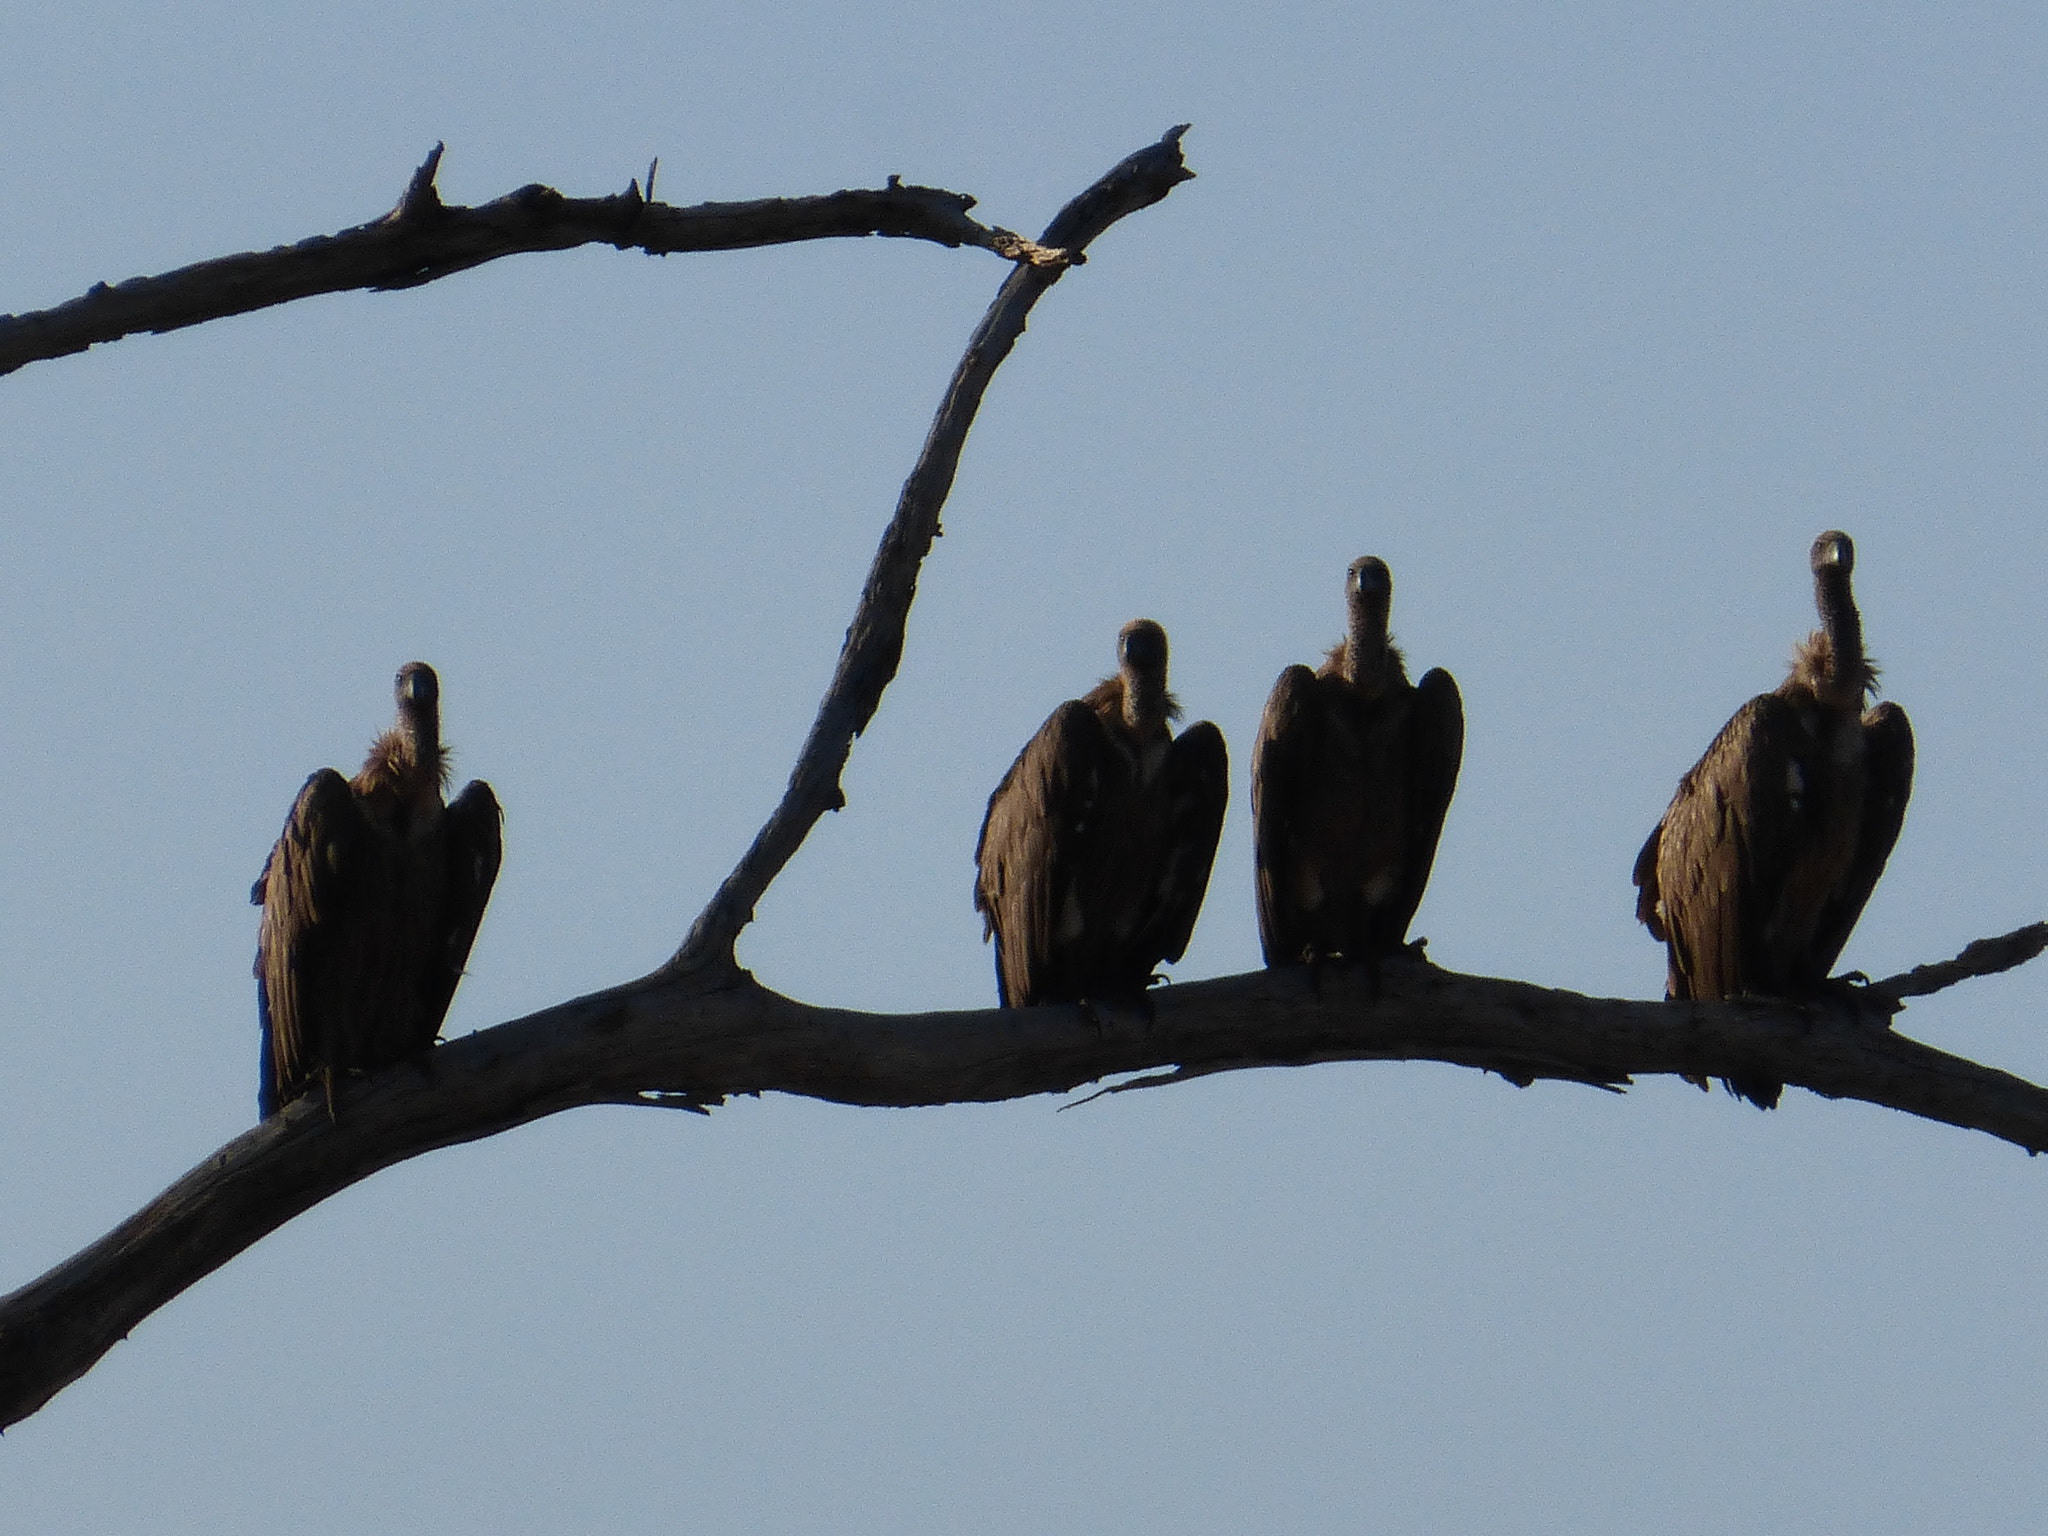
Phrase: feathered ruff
[
  {"left": 1081, "top": 674, "right": 1182, "bottom": 732},
  {"left": 1320, "top": 638, "right": 1410, "bottom": 697},
  {"left": 1785, "top": 630, "right": 1877, "bottom": 707},
  {"left": 356, "top": 727, "right": 450, "bottom": 793}
]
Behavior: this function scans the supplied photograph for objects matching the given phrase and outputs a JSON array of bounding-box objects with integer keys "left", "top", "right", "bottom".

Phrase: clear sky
[{"left": 5, "top": 3, "right": 2046, "bottom": 1531}]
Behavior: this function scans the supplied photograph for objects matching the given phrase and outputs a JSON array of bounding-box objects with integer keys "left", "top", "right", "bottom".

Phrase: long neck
[
  {"left": 404, "top": 697, "right": 445, "bottom": 778},
  {"left": 1813, "top": 569, "right": 1870, "bottom": 708},
  {"left": 1344, "top": 596, "right": 1395, "bottom": 697},
  {"left": 1121, "top": 666, "right": 1169, "bottom": 735}
]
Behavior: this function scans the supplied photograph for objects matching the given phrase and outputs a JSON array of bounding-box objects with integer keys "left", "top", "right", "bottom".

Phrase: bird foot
[{"left": 1813, "top": 973, "right": 1896, "bottom": 1028}]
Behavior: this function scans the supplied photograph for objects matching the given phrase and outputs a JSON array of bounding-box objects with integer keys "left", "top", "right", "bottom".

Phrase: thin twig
[
  {"left": 392, "top": 141, "right": 448, "bottom": 222},
  {"left": 1868, "top": 920, "right": 2048, "bottom": 1004}
]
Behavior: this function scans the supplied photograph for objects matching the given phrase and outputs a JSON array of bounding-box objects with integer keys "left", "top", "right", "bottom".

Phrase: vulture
[
  {"left": 1633, "top": 530, "right": 1914, "bottom": 1109},
  {"left": 1252, "top": 556, "right": 1465, "bottom": 966},
  {"left": 974, "top": 619, "right": 1228, "bottom": 1008},
  {"left": 252, "top": 662, "right": 502, "bottom": 1117}
]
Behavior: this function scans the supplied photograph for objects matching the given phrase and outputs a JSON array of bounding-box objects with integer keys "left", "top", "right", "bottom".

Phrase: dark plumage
[
  {"left": 974, "top": 619, "right": 1228, "bottom": 1007},
  {"left": 1252, "top": 556, "right": 1464, "bottom": 965},
  {"left": 1633, "top": 530, "right": 1914, "bottom": 1109},
  {"left": 252, "top": 662, "right": 502, "bottom": 1117}
]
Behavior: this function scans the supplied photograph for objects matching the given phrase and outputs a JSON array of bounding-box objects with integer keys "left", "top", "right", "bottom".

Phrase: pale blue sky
[{"left": 5, "top": 3, "right": 2047, "bottom": 1531}]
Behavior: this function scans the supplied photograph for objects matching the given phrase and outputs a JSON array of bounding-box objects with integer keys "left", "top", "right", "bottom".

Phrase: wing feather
[
  {"left": 421, "top": 778, "right": 503, "bottom": 1036},
  {"left": 1648, "top": 693, "right": 1808, "bottom": 1000},
  {"left": 1807, "top": 703, "right": 1913, "bottom": 976},
  {"left": 975, "top": 701, "right": 1114, "bottom": 1006},
  {"left": 1145, "top": 720, "right": 1228, "bottom": 966},
  {"left": 1389, "top": 666, "right": 1463, "bottom": 948},
  {"left": 253, "top": 768, "right": 372, "bottom": 1116},
  {"left": 1251, "top": 665, "right": 1323, "bottom": 966}
]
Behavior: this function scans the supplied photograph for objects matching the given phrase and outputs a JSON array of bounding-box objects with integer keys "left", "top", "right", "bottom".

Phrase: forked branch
[
  {"left": 0, "top": 124, "right": 1199, "bottom": 1428},
  {"left": 674, "top": 125, "right": 1194, "bottom": 970}
]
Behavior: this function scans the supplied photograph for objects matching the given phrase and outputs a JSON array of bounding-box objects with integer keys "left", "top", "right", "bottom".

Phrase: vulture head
[
  {"left": 1116, "top": 618, "right": 1177, "bottom": 733},
  {"left": 395, "top": 661, "right": 441, "bottom": 747},
  {"left": 1340, "top": 555, "right": 1401, "bottom": 695},
  {"left": 1811, "top": 529, "right": 1854, "bottom": 579},
  {"left": 397, "top": 662, "right": 449, "bottom": 781},
  {"left": 360, "top": 661, "right": 451, "bottom": 816},
  {"left": 398, "top": 659, "right": 438, "bottom": 702},
  {"left": 1794, "top": 530, "right": 1873, "bottom": 709},
  {"left": 1118, "top": 617, "right": 1168, "bottom": 674},
  {"left": 1346, "top": 555, "right": 1392, "bottom": 611}
]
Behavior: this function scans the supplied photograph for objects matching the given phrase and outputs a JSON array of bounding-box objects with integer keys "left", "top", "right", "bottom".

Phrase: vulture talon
[{"left": 1816, "top": 972, "right": 1896, "bottom": 1028}]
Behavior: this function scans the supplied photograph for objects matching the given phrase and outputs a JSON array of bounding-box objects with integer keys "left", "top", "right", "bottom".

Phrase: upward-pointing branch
[{"left": 673, "top": 125, "right": 1195, "bottom": 970}]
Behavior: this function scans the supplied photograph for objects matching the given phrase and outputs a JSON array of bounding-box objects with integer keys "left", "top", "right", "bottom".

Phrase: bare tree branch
[
  {"left": 674, "top": 125, "right": 1194, "bottom": 970},
  {"left": 1868, "top": 921, "right": 2048, "bottom": 1004},
  {"left": 0, "top": 141, "right": 1068, "bottom": 378},
  {"left": 5, "top": 941, "right": 2046, "bottom": 1430}
]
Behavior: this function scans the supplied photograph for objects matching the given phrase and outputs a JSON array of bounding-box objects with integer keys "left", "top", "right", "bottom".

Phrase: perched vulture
[
  {"left": 252, "top": 662, "right": 502, "bottom": 1117},
  {"left": 1252, "top": 556, "right": 1464, "bottom": 966},
  {"left": 1633, "top": 530, "right": 1914, "bottom": 1109},
  {"left": 974, "top": 619, "right": 1228, "bottom": 1008}
]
